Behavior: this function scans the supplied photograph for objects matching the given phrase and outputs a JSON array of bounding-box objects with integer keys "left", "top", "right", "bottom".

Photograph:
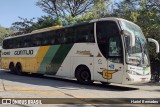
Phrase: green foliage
[
  {"left": 63, "top": 0, "right": 110, "bottom": 25},
  {"left": 112, "top": 0, "right": 160, "bottom": 62},
  {"left": 33, "top": 16, "right": 63, "bottom": 30},
  {"left": 8, "top": 0, "right": 160, "bottom": 62},
  {"left": 11, "top": 16, "right": 63, "bottom": 33},
  {"left": 0, "top": 27, "right": 15, "bottom": 45},
  {"left": 11, "top": 17, "right": 36, "bottom": 33},
  {"left": 11, "top": 0, "right": 111, "bottom": 30},
  {"left": 36, "top": 0, "right": 94, "bottom": 18}
]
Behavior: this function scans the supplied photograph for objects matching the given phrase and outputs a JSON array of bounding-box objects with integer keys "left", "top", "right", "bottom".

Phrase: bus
[{"left": 1, "top": 17, "right": 159, "bottom": 84}]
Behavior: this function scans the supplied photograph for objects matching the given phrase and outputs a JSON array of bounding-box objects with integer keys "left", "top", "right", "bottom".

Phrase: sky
[
  {"left": 0, "top": 0, "right": 46, "bottom": 28},
  {"left": 0, "top": 0, "right": 121, "bottom": 28}
]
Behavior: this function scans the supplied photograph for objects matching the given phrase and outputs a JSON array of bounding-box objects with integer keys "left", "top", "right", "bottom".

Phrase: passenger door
[
  {"left": 95, "top": 21, "right": 124, "bottom": 83},
  {"left": 107, "top": 36, "right": 124, "bottom": 84}
]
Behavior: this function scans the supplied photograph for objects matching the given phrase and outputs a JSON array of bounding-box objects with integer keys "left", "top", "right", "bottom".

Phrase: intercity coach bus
[{"left": 1, "top": 17, "right": 159, "bottom": 84}]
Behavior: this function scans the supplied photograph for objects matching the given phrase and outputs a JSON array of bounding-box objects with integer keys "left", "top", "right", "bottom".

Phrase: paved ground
[{"left": 0, "top": 70, "right": 160, "bottom": 107}]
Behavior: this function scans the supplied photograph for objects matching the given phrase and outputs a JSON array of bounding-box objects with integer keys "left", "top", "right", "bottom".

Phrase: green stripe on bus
[
  {"left": 46, "top": 44, "right": 73, "bottom": 75},
  {"left": 38, "top": 45, "right": 60, "bottom": 74}
]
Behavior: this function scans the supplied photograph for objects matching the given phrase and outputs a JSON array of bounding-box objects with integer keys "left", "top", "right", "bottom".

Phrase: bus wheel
[
  {"left": 9, "top": 62, "right": 16, "bottom": 74},
  {"left": 75, "top": 66, "right": 93, "bottom": 84},
  {"left": 16, "top": 63, "right": 23, "bottom": 75},
  {"left": 100, "top": 82, "right": 110, "bottom": 85}
]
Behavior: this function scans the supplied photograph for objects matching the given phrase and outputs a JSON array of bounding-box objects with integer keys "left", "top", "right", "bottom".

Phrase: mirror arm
[
  {"left": 122, "top": 30, "right": 135, "bottom": 47},
  {"left": 147, "top": 38, "right": 160, "bottom": 53}
]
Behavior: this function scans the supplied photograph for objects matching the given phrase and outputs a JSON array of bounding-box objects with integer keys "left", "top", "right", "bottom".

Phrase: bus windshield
[{"left": 121, "top": 20, "right": 150, "bottom": 66}]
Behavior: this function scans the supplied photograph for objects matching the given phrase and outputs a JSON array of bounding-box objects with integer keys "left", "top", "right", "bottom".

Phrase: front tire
[{"left": 75, "top": 66, "right": 93, "bottom": 84}]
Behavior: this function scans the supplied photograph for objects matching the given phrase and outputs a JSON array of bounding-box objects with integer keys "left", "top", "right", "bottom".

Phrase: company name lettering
[
  {"left": 14, "top": 50, "right": 34, "bottom": 55},
  {"left": 2, "top": 51, "right": 10, "bottom": 55}
]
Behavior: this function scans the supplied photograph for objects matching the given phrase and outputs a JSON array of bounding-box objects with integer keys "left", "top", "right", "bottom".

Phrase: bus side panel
[
  {"left": 44, "top": 44, "right": 73, "bottom": 75},
  {"left": 56, "top": 57, "right": 71, "bottom": 77},
  {"left": 23, "top": 58, "right": 36, "bottom": 73},
  {"left": 37, "top": 45, "right": 60, "bottom": 74},
  {"left": 1, "top": 57, "right": 24, "bottom": 70},
  {"left": 68, "top": 43, "right": 97, "bottom": 79},
  {"left": 43, "top": 43, "right": 97, "bottom": 79},
  {"left": 21, "top": 46, "right": 50, "bottom": 73},
  {"left": 1, "top": 58, "right": 13, "bottom": 70},
  {"left": 71, "top": 57, "right": 94, "bottom": 79},
  {"left": 33, "top": 46, "right": 51, "bottom": 74},
  {"left": 93, "top": 56, "right": 108, "bottom": 82},
  {"left": 1, "top": 46, "right": 50, "bottom": 74}
]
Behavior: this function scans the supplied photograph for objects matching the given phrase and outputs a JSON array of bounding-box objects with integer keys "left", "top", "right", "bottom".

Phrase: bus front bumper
[{"left": 122, "top": 73, "right": 151, "bottom": 84}]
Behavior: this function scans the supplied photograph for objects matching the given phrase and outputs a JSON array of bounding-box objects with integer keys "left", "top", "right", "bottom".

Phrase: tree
[
  {"left": 36, "top": 0, "right": 94, "bottom": 18},
  {"left": 11, "top": 0, "right": 111, "bottom": 33},
  {"left": 11, "top": 17, "right": 36, "bottom": 33},
  {"left": 0, "top": 27, "right": 15, "bottom": 45},
  {"left": 147, "top": 0, "right": 160, "bottom": 11},
  {"left": 63, "top": 0, "right": 111, "bottom": 25},
  {"left": 33, "top": 16, "right": 63, "bottom": 29},
  {"left": 11, "top": 16, "right": 63, "bottom": 33},
  {"left": 112, "top": 0, "right": 160, "bottom": 62}
]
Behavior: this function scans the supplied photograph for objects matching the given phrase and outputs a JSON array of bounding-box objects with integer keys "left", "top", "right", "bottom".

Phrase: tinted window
[
  {"left": 97, "top": 21, "right": 119, "bottom": 44},
  {"left": 3, "top": 23, "right": 95, "bottom": 49},
  {"left": 65, "top": 28, "right": 75, "bottom": 43},
  {"left": 109, "top": 36, "right": 122, "bottom": 57},
  {"left": 47, "top": 31, "right": 56, "bottom": 45},
  {"left": 3, "top": 39, "right": 9, "bottom": 49},
  {"left": 96, "top": 21, "right": 122, "bottom": 61},
  {"left": 75, "top": 24, "right": 94, "bottom": 43}
]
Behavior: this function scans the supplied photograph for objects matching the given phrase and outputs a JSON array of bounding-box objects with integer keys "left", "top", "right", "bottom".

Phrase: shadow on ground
[
  {"left": 0, "top": 70, "right": 138, "bottom": 91},
  {"left": 131, "top": 82, "right": 160, "bottom": 86}
]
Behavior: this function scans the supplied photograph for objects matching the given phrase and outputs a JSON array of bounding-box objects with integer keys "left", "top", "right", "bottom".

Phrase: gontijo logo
[
  {"left": 102, "top": 69, "right": 119, "bottom": 80},
  {"left": 98, "top": 69, "right": 119, "bottom": 80}
]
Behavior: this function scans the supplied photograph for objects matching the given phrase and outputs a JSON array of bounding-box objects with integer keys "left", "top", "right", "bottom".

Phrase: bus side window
[
  {"left": 34, "top": 33, "right": 42, "bottom": 46},
  {"left": 5, "top": 39, "right": 13, "bottom": 49},
  {"left": 41, "top": 32, "right": 49, "bottom": 46},
  {"left": 89, "top": 29, "right": 95, "bottom": 42},
  {"left": 8, "top": 40, "right": 12, "bottom": 49},
  {"left": 43, "top": 39, "right": 48, "bottom": 46},
  {"left": 24, "top": 38, "right": 30, "bottom": 47},
  {"left": 48, "top": 32, "right": 55, "bottom": 45},
  {"left": 2, "top": 40, "right": 7, "bottom": 49},
  {"left": 15, "top": 38, "right": 20, "bottom": 48},
  {"left": 19, "top": 37, "right": 24, "bottom": 48},
  {"left": 96, "top": 21, "right": 122, "bottom": 61},
  {"left": 97, "top": 22, "right": 108, "bottom": 44},
  {"left": 109, "top": 36, "right": 122, "bottom": 57},
  {"left": 75, "top": 24, "right": 94, "bottom": 43},
  {"left": 62, "top": 32, "right": 66, "bottom": 44},
  {"left": 65, "top": 28, "right": 74, "bottom": 44},
  {"left": 57, "top": 29, "right": 65, "bottom": 44}
]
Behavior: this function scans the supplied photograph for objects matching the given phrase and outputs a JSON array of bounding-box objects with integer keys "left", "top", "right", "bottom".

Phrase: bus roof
[
  {"left": 31, "top": 25, "right": 62, "bottom": 33},
  {"left": 4, "top": 17, "right": 131, "bottom": 40}
]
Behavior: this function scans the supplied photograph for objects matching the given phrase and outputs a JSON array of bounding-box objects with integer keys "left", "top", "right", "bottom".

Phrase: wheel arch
[
  {"left": 16, "top": 62, "right": 22, "bottom": 71},
  {"left": 9, "top": 62, "right": 15, "bottom": 69},
  {"left": 9, "top": 62, "right": 15, "bottom": 66},
  {"left": 74, "top": 64, "right": 91, "bottom": 78}
]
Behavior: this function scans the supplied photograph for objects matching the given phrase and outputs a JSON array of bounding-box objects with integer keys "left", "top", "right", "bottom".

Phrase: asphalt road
[{"left": 0, "top": 69, "right": 160, "bottom": 107}]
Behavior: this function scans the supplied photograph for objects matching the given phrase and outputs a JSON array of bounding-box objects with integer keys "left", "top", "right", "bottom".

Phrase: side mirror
[
  {"left": 122, "top": 30, "right": 135, "bottom": 47},
  {"left": 147, "top": 38, "right": 159, "bottom": 53}
]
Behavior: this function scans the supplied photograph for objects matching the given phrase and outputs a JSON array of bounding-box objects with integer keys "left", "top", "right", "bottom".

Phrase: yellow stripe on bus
[
  {"left": 1, "top": 46, "right": 50, "bottom": 73},
  {"left": 32, "top": 46, "right": 50, "bottom": 73}
]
